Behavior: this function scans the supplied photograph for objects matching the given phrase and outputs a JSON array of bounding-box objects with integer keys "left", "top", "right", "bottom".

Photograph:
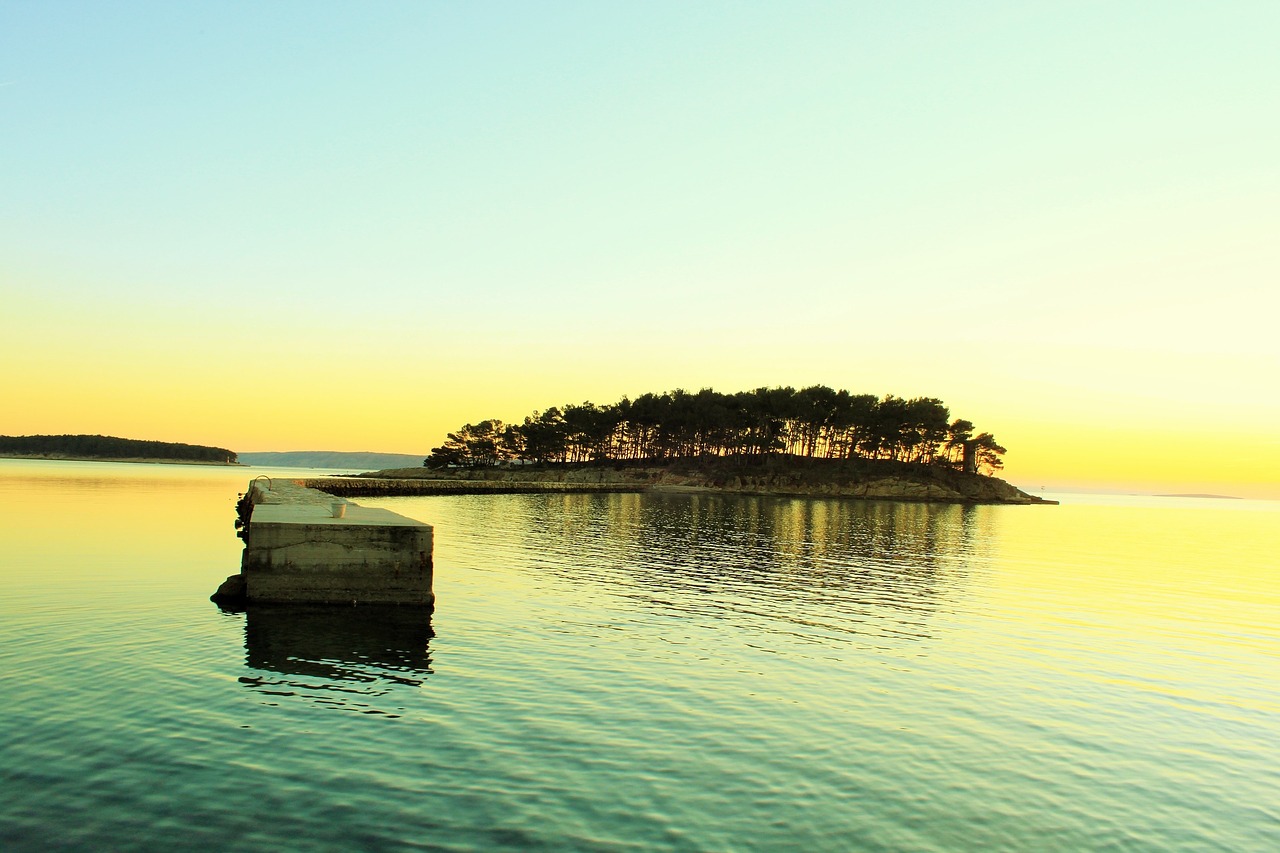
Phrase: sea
[{"left": 1, "top": 458, "right": 1277, "bottom": 851}]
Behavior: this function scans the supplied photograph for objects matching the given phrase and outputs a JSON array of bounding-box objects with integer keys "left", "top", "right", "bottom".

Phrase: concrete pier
[{"left": 213, "top": 479, "right": 433, "bottom": 606}]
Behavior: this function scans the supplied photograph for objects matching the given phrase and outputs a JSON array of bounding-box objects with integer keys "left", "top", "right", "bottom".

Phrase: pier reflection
[{"left": 232, "top": 604, "right": 434, "bottom": 716}]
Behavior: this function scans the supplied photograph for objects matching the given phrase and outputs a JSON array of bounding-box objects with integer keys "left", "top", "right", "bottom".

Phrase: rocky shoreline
[{"left": 327, "top": 461, "right": 1056, "bottom": 505}]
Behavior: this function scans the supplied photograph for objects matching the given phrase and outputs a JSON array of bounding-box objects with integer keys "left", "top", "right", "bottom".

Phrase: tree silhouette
[
  {"left": 0, "top": 434, "right": 237, "bottom": 464},
  {"left": 423, "top": 385, "right": 1009, "bottom": 475}
]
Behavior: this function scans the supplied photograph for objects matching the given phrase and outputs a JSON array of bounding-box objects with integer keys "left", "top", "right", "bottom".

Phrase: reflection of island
[
  {"left": 232, "top": 605, "right": 434, "bottom": 715},
  {"left": 463, "top": 491, "right": 989, "bottom": 645}
]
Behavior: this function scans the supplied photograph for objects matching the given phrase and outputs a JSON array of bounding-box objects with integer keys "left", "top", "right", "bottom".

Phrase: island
[
  {"left": 316, "top": 457, "right": 1052, "bottom": 504},
  {"left": 0, "top": 434, "right": 238, "bottom": 465},
  {"left": 316, "top": 385, "right": 1056, "bottom": 505}
]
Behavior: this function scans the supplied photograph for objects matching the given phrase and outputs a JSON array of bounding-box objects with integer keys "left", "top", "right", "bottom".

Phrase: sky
[{"left": 2, "top": 2, "right": 1277, "bottom": 498}]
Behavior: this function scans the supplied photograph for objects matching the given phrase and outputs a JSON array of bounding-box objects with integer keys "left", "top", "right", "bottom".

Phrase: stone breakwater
[
  {"left": 212, "top": 478, "right": 434, "bottom": 606},
  {"left": 305, "top": 478, "right": 645, "bottom": 497},
  {"left": 325, "top": 465, "right": 1056, "bottom": 505}
]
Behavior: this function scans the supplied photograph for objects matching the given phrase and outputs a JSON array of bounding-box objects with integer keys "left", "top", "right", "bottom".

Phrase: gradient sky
[{"left": 3, "top": 2, "right": 1277, "bottom": 497}]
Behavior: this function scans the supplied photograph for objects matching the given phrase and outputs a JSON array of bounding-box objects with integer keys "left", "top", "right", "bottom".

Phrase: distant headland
[
  {"left": 0, "top": 434, "right": 238, "bottom": 465},
  {"left": 238, "top": 451, "right": 426, "bottom": 470}
]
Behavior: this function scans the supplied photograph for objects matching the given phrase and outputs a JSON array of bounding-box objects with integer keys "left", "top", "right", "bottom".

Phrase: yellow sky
[{"left": 2, "top": 4, "right": 1277, "bottom": 498}]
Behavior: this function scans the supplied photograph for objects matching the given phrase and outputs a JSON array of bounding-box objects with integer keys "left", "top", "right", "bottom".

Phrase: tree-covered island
[
  {"left": 384, "top": 386, "right": 1057, "bottom": 503},
  {"left": 427, "top": 386, "right": 1007, "bottom": 474},
  {"left": 0, "top": 434, "right": 238, "bottom": 465}
]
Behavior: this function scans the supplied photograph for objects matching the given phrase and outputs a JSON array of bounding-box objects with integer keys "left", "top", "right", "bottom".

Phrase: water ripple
[{"left": 3, "top": 469, "right": 1279, "bottom": 851}]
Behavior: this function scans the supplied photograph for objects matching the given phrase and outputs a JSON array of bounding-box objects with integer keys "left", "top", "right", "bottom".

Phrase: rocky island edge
[{"left": 319, "top": 458, "right": 1055, "bottom": 504}]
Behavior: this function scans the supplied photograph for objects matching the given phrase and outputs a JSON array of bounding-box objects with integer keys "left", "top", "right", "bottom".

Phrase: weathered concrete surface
[
  {"left": 243, "top": 503, "right": 433, "bottom": 605},
  {"left": 214, "top": 478, "right": 434, "bottom": 606}
]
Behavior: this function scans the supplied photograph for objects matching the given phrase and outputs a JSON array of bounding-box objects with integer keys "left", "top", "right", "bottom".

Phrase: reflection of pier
[{"left": 233, "top": 604, "right": 434, "bottom": 715}]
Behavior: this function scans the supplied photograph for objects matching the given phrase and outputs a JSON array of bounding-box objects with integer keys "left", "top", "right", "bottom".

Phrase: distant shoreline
[
  {"left": 0, "top": 453, "right": 242, "bottom": 467},
  {"left": 0, "top": 434, "right": 237, "bottom": 465},
  {"left": 1154, "top": 493, "right": 1242, "bottom": 500}
]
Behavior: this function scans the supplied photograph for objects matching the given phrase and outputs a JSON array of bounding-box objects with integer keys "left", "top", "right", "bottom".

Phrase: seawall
[{"left": 213, "top": 478, "right": 434, "bottom": 606}]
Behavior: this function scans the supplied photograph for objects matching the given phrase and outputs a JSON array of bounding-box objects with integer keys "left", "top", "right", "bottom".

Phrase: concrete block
[{"left": 214, "top": 480, "right": 435, "bottom": 607}]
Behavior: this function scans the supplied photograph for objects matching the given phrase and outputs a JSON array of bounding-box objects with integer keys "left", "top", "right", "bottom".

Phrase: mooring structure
[{"left": 212, "top": 478, "right": 434, "bottom": 606}]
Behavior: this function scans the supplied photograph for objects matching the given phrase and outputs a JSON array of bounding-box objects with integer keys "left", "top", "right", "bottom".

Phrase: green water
[{"left": 1, "top": 460, "right": 1277, "bottom": 851}]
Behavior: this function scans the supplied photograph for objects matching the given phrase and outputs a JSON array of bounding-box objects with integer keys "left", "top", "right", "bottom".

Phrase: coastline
[
  {"left": 323, "top": 460, "right": 1057, "bottom": 505},
  {"left": 0, "top": 454, "right": 243, "bottom": 467}
]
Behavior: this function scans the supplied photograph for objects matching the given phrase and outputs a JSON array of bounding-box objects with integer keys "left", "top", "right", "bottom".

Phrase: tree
[
  {"left": 970, "top": 432, "right": 1007, "bottom": 475},
  {"left": 424, "top": 419, "right": 513, "bottom": 467},
  {"left": 423, "top": 385, "right": 1009, "bottom": 473},
  {"left": 943, "top": 419, "right": 975, "bottom": 467}
]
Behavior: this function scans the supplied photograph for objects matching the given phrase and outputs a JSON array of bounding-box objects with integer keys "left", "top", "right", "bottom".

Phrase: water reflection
[
  {"left": 618, "top": 496, "right": 984, "bottom": 643},
  {"left": 230, "top": 605, "right": 434, "bottom": 717},
  {"left": 423, "top": 492, "right": 992, "bottom": 649}
]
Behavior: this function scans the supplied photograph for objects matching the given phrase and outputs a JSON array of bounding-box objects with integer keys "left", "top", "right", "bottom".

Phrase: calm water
[{"left": 1, "top": 460, "right": 1277, "bottom": 851}]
